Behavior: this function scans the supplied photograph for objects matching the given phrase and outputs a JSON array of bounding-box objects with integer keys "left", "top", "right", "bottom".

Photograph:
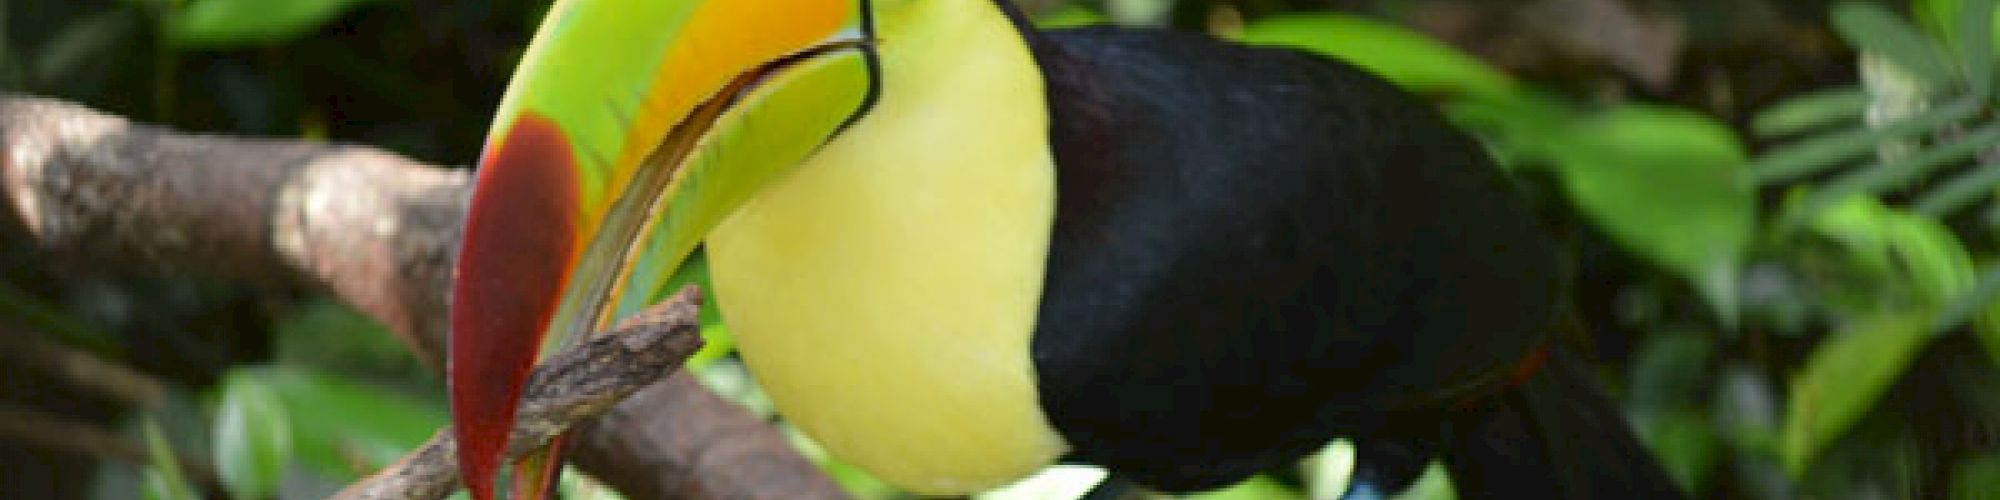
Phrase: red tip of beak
[{"left": 450, "top": 113, "right": 580, "bottom": 500}]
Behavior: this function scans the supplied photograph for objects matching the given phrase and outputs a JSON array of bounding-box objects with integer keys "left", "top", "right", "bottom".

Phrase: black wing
[{"left": 1024, "top": 26, "right": 1566, "bottom": 491}]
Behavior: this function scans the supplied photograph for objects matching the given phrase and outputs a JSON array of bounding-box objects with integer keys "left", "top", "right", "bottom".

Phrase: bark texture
[{"left": 0, "top": 94, "right": 847, "bottom": 500}]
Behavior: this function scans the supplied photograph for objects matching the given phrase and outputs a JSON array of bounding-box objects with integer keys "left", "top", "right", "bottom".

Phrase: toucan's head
[{"left": 448, "top": 1, "right": 897, "bottom": 498}]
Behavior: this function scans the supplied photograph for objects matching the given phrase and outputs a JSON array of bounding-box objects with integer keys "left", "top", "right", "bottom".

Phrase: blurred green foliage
[
  {"left": 212, "top": 371, "right": 292, "bottom": 499},
  {"left": 1236, "top": 3, "right": 2000, "bottom": 499},
  {"left": 173, "top": 0, "right": 382, "bottom": 49},
  {"left": 1, "top": 0, "right": 1995, "bottom": 499},
  {"left": 141, "top": 418, "right": 200, "bottom": 500},
  {"left": 1233, "top": 13, "right": 1518, "bottom": 100}
]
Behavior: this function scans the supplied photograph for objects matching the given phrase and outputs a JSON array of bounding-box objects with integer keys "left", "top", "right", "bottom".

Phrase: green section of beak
[{"left": 606, "top": 49, "right": 877, "bottom": 322}]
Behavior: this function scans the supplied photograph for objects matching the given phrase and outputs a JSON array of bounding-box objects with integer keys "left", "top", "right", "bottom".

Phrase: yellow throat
[{"left": 703, "top": 0, "right": 1064, "bottom": 495}]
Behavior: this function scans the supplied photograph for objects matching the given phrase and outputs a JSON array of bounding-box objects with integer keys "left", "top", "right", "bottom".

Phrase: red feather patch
[{"left": 450, "top": 113, "right": 580, "bottom": 500}]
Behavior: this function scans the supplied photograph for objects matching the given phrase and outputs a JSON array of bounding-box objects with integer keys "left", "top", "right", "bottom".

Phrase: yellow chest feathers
[{"left": 702, "top": 0, "right": 1065, "bottom": 495}]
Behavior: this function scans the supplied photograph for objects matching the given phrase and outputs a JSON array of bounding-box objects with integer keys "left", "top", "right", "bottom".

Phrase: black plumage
[{"left": 1006, "top": 17, "right": 1681, "bottom": 498}]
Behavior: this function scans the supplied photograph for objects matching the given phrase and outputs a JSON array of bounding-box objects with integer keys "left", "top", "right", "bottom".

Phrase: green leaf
[
  {"left": 1889, "top": 222, "right": 1978, "bottom": 305},
  {"left": 1627, "top": 330, "right": 1714, "bottom": 414},
  {"left": 1781, "top": 123, "right": 2000, "bottom": 228},
  {"left": 1957, "top": 0, "right": 1995, "bottom": 97},
  {"left": 1542, "top": 105, "right": 1754, "bottom": 323},
  {"left": 260, "top": 366, "right": 444, "bottom": 478},
  {"left": 1917, "top": 0, "right": 1967, "bottom": 39},
  {"left": 1954, "top": 452, "right": 2000, "bottom": 500},
  {"left": 1753, "top": 97, "right": 1983, "bottom": 183},
  {"left": 1034, "top": 4, "right": 1107, "bottom": 29},
  {"left": 1781, "top": 310, "right": 1933, "bottom": 477},
  {"left": 1233, "top": 13, "right": 1518, "bottom": 100},
  {"left": 1949, "top": 265, "right": 2000, "bottom": 360},
  {"left": 1714, "top": 365, "right": 1781, "bottom": 453},
  {"left": 142, "top": 419, "right": 199, "bottom": 500},
  {"left": 172, "top": 0, "right": 377, "bottom": 49},
  {"left": 1804, "top": 195, "right": 1978, "bottom": 310},
  {"left": 1752, "top": 87, "right": 1869, "bottom": 138},
  {"left": 213, "top": 369, "right": 293, "bottom": 499},
  {"left": 1187, "top": 475, "right": 1303, "bottom": 500},
  {"left": 1914, "top": 0, "right": 2000, "bottom": 64},
  {"left": 1914, "top": 160, "right": 2000, "bottom": 215},
  {"left": 1443, "top": 91, "right": 1579, "bottom": 169},
  {"left": 1832, "top": 1, "right": 1957, "bottom": 87},
  {"left": 1887, "top": 219, "right": 1977, "bottom": 305},
  {"left": 1638, "top": 411, "right": 1719, "bottom": 493},
  {"left": 1804, "top": 195, "right": 1901, "bottom": 280},
  {"left": 1395, "top": 462, "right": 1459, "bottom": 500},
  {"left": 142, "top": 470, "right": 199, "bottom": 500}
]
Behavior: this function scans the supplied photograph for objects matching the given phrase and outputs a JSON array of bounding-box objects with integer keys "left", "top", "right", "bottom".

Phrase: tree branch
[
  {"left": 334, "top": 288, "right": 704, "bottom": 500},
  {"left": 0, "top": 93, "right": 846, "bottom": 500},
  {"left": 0, "top": 403, "right": 224, "bottom": 494},
  {"left": 0, "top": 326, "right": 168, "bottom": 410}
]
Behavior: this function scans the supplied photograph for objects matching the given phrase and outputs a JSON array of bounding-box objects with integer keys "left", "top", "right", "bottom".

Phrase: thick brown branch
[
  {"left": 333, "top": 289, "right": 705, "bottom": 500},
  {"left": 0, "top": 94, "right": 845, "bottom": 500}
]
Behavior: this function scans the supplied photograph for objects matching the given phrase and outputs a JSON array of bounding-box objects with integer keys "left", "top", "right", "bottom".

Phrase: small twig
[
  {"left": 0, "top": 402, "right": 150, "bottom": 464},
  {"left": 0, "top": 402, "right": 223, "bottom": 492},
  {"left": 331, "top": 287, "right": 705, "bottom": 500},
  {"left": 0, "top": 327, "right": 168, "bottom": 409}
]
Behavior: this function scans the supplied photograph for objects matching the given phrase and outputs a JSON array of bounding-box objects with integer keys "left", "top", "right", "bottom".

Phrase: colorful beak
[{"left": 448, "top": 1, "right": 876, "bottom": 498}]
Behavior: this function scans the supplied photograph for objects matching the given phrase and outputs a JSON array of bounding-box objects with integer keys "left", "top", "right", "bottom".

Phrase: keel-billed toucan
[{"left": 446, "top": 0, "right": 1685, "bottom": 498}]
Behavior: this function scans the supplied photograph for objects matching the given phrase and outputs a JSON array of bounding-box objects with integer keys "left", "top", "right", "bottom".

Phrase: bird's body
[
  {"left": 708, "top": 1, "right": 1566, "bottom": 490},
  {"left": 447, "top": 1, "right": 1683, "bottom": 498},
  {"left": 1029, "top": 25, "right": 1566, "bottom": 490}
]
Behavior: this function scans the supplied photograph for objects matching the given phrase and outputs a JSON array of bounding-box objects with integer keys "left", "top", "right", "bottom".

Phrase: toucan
[{"left": 446, "top": 0, "right": 1686, "bottom": 498}]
